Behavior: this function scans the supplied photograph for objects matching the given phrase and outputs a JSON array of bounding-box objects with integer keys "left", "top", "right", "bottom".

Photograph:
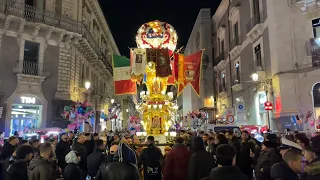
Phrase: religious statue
[{"left": 151, "top": 116, "right": 161, "bottom": 128}]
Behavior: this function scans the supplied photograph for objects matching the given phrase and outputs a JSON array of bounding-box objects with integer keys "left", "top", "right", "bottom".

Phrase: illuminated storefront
[{"left": 5, "top": 94, "right": 47, "bottom": 136}]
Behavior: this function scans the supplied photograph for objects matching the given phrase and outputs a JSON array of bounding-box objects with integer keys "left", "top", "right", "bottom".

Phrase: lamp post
[
  {"left": 84, "top": 81, "right": 91, "bottom": 101},
  {"left": 251, "top": 73, "right": 259, "bottom": 82}
]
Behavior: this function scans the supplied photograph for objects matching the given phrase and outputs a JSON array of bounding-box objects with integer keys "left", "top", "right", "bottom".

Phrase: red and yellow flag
[{"left": 177, "top": 51, "right": 203, "bottom": 97}]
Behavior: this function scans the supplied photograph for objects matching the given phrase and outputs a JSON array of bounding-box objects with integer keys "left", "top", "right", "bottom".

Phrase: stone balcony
[
  {"left": 231, "top": 75, "right": 243, "bottom": 92},
  {"left": 0, "top": 0, "right": 113, "bottom": 74},
  {"left": 246, "top": 11, "right": 267, "bottom": 42},
  {"left": 294, "top": 0, "right": 320, "bottom": 17}
]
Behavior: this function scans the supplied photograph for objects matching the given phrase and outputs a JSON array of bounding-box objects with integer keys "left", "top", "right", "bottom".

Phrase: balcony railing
[
  {"left": 0, "top": 0, "right": 113, "bottom": 73},
  {"left": 230, "top": 37, "right": 240, "bottom": 50},
  {"left": 232, "top": 75, "right": 241, "bottom": 86},
  {"left": 218, "top": 84, "right": 226, "bottom": 93},
  {"left": 22, "top": 61, "right": 39, "bottom": 75},
  {"left": 216, "top": 52, "right": 225, "bottom": 62},
  {"left": 246, "top": 11, "right": 267, "bottom": 34}
]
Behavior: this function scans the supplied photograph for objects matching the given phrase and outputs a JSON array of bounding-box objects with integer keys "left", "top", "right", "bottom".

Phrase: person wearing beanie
[
  {"left": 6, "top": 145, "right": 34, "bottom": 180},
  {"left": 255, "top": 141, "right": 282, "bottom": 180},
  {"left": 303, "top": 135, "right": 320, "bottom": 180}
]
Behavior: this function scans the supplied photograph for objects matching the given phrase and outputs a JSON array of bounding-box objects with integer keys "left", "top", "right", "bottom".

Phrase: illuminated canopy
[{"left": 136, "top": 20, "right": 178, "bottom": 51}]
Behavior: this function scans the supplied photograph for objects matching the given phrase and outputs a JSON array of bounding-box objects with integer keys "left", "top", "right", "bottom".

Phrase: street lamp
[
  {"left": 251, "top": 73, "right": 259, "bottom": 82},
  {"left": 85, "top": 81, "right": 91, "bottom": 90},
  {"left": 111, "top": 99, "right": 115, "bottom": 104}
]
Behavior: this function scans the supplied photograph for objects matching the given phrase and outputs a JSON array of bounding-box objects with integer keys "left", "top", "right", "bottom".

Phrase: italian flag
[{"left": 112, "top": 55, "right": 136, "bottom": 95}]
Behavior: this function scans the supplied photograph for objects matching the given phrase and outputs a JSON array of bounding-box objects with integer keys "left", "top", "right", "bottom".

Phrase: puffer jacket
[
  {"left": 28, "top": 156, "right": 55, "bottom": 180},
  {"left": 96, "top": 143, "right": 140, "bottom": 180},
  {"left": 303, "top": 158, "right": 320, "bottom": 180}
]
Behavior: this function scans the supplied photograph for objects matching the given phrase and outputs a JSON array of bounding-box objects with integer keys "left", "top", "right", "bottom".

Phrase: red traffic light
[{"left": 264, "top": 101, "right": 273, "bottom": 111}]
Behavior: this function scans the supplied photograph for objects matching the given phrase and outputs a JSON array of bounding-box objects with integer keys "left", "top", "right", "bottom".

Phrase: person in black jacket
[
  {"left": 138, "top": 136, "right": 164, "bottom": 180},
  {"left": 237, "top": 131, "right": 255, "bottom": 179},
  {"left": 188, "top": 136, "right": 214, "bottom": 180},
  {"left": 207, "top": 144, "right": 248, "bottom": 180},
  {"left": 64, "top": 150, "right": 85, "bottom": 180},
  {"left": 72, "top": 133, "right": 88, "bottom": 174},
  {"left": 98, "top": 141, "right": 140, "bottom": 180},
  {"left": 0, "top": 136, "right": 19, "bottom": 180},
  {"left": 6, "top": 145, "right": 34, "bottom": 180},
  {"left": 55, "top": 133, "right": 71, "bottom": 172},
  {"left": 87, "top": 139, "right": 106, "bottom": 178},
  {"left": 28, "top": 142, "right": 55, "bottom": 180},
  {"left": 0, "top": 136, "right": 19, "bottom": 161},
  {"left": 255, "top": 141, "right": 282, "bottom": 180},
  {"left": 270, "top": 149, "right": 304, "bottom": 180}
]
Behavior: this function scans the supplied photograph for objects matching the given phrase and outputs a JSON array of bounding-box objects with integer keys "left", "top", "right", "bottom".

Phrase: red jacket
[{"left": 163, "top": 144, "right": 192, "bottom": 180}]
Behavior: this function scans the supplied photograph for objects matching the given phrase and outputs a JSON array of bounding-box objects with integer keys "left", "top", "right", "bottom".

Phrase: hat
[
  {"left": 279, "top": 138, "right": 302, "bottom": 151},
  {"left": 110, "top": 145, "right": 118, "bottom": 154},
  {"left": 263, "top": 141, "right": 277, "bottom": 149}
]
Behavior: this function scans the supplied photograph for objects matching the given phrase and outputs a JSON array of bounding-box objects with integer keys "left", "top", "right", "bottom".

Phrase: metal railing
[
  {"left": 230, "top": 37, "right": 240, "bottom": 50},
  {"left": 216, "top": 52, "right": 225, "bottom": 62},
  {"left": 22, "top": 61, "right": 39, "bottom": 76},
  {"left": 0, "top": 0, "right": 113, "bottom": 73},
  {"left": 232, "top": 75, "right": 241, "bottom": 86},
  {"left": 246, "top": 11, "right": 267, "bottom": 34}
]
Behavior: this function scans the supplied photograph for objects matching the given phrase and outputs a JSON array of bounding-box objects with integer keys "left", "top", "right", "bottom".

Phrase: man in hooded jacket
[{"left": 96, "top": 139, "right": 140, "bottom": 180}]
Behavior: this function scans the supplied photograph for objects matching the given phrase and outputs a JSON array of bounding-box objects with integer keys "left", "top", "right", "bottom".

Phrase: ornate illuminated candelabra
[{"left": 134, "top": 20, "right": 179, "bottom": 135}]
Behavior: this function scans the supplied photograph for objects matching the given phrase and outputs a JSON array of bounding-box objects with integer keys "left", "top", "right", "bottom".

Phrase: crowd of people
[{"left": 0, "top": 129, "right": 318, "bottom": 180}]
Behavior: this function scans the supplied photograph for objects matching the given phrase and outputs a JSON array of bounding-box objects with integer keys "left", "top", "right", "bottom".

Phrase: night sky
[{"left": 99, "top": 0, "right": 221, "bottom": 57}]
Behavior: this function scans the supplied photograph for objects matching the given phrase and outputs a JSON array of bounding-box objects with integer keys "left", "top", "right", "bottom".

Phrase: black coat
[
  {"left": 64, "top": 163, "right": 85, "bottom": 180},
  {"left": 0, "top": 143, "right": 15, "bottom": 161},
  {"left": 209, "top": 166, "right": 248, "bottom": 180},
  {"left": 237, "top": 140, "right": 255, "bottom": 174},
  {"left": 255, "top": 148, "right": 282, "bottom": 180},
  {"left": 303, "top": 158, "right": 320, "bottom": 180},
  {"left": 270, "top": 161, "right": 300, "bottom": 180},
  {"left": 6, "top": 159, "right": 28, "bottom": 180},
  {"left": 87, "top": 149, "right": 105, "bottom": 177},
  {"left": 72, "top": 141, "right": 87, "bottom": 172},
  {"left": 28, "top": 157, "right": 55, "bottom": 180},
  {"left": 55, "top": 140, "right": 71, "bottom": 171},
  {"left": 188, "top": 150, "right": 214, "bottom": 180},
  {"left": 97, "top": 162, "right": 140, "bottom": 180}
]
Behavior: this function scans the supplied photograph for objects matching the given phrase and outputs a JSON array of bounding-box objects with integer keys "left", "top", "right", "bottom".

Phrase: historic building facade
[
  {"left": 179, "top": 9, "right": 214, "bottom": 128},
  {"left": 213, "top": 0, "right": 320, "bottom": 131},
  {"left": 0, "top": 0, "right": 121, "bottom": 135}
]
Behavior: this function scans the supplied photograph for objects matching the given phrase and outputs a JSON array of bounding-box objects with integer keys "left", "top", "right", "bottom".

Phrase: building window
[
  {"left": 312, "top": 18, "right": 320, "bottom": 38},
  {"left": 220, "top": 39, "right": 225, "bottom": 54},
  {"left": 235, "top": 62, "right": 240, "bottom": 83},
  {"left": 234, "top": 22, "right": 239, "bottom": 44},
  {"left": 23, "top": 41, "right": 40, "bottom": 75},
  {"left": 81, "top": 63, "right": 85, "bottom": 85},
  {"left": 220, "top": 73, "right": 226, "bottom": 92},
  {"left": 254, "top": 44, "right": 262, "bottom": 67},
  {"left": 253, "top": 0, "right": 260, "bottom": 16}
]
